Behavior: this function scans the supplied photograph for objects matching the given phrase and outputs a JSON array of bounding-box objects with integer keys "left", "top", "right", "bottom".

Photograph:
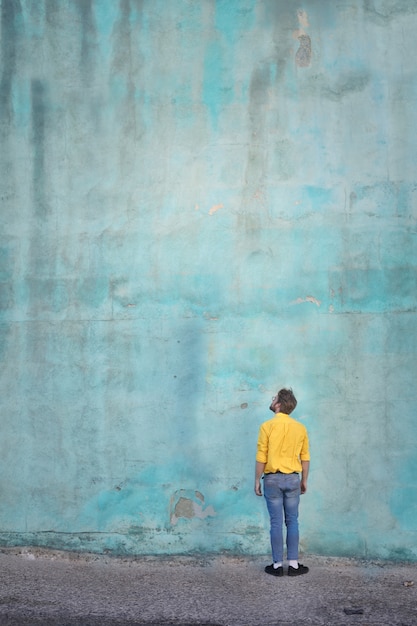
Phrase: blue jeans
[{"left": 263, "top": 472, "right": 301, "bottom": 563}]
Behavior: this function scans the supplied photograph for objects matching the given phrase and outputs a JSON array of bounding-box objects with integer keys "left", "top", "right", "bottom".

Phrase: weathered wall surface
[{"left": 1, "top": 0, "right": 416, "bottom": 560}]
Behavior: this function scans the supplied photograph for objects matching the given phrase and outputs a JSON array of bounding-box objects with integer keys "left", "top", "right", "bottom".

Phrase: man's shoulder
[
  {"left": 289, "top": 415, "right": 308, "bottom": 433},
  {"left": 260, "top": 415, "right": 280, "bottom": 430},
  {"left": 260, "top": 416, "right": 275, "bottom": 428},
  {"left": 260, "top": 413, "right": 307, "bottom": 429}
]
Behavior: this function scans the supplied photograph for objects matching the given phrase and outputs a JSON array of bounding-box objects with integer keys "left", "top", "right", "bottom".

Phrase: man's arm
[
  {"left": 301, "top": 460, "right": 310, "bottom": 494},
  {"left": 254, "top": 461, "right": 266, "bottom": 496}
]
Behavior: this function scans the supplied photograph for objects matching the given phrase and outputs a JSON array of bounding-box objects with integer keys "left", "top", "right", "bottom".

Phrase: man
[{"left": 255, "top": 388, "right": 310, "bottom": 577}]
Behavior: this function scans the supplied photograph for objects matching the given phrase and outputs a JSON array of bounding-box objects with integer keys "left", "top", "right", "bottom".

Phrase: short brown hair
[{"left": 277, "top": 388, "right": 297, "bottom": 414}]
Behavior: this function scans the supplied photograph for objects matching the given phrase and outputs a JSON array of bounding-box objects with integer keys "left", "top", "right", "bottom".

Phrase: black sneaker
[
  {"left": 288, "top": 563, "right": 309, "bottom": 576},
  {"left": 265, "top": 564, "right": 283, "bottom": 577}
]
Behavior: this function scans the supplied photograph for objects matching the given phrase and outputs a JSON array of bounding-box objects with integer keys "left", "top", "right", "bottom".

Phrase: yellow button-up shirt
[{"left": 256, "top": 412, "right": 310, "bottom": 474}]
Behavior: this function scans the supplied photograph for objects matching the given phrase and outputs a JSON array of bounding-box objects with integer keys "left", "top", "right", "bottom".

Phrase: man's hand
[
  {"left": 254, "top": 461, "right": 266, "bottom": 496},
  {"left": 300, "top": 460, "right": 309, "bottom": 495}
]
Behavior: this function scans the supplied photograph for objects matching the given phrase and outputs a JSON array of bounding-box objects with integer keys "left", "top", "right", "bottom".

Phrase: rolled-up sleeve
[
  {"left": 256, "top": 425, "right": 269, "bottom": 463},
  {"left": 300, "top": 431, "right": 310, "bottom": 461}
]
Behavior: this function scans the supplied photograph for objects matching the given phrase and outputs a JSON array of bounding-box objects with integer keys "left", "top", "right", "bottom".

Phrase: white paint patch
[
  {"left": 292, "top": 8, "right": 309, "bottom": 39},
  {"left": 298, "top": 9, "right": 309, "bottom": 29},
  {"left": 291, "top": 296, "right": 321, "bottom": 307},
  {"left": 209, "top": 203, "right": 224, "bottom": 215}
]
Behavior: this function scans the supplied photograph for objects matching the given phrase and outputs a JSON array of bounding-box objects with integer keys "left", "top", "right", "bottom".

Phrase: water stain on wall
[
  {"left": 243, "top": 63, "right": 271, "bottom": 206},
  {"left": 321, "top": 72, "right": 370, "bottom": 100},
  {"left": 31, "top": 79, "right": 48, "bottom": 217},
  {"left": 364, "top": 0, "right": 417, "bottom": 23},
  {"left": 74, "top": 0, "right": 96, "bottom": 83},
  {"left": 0, "top": 0, "right": 21, "bottom": 126}
]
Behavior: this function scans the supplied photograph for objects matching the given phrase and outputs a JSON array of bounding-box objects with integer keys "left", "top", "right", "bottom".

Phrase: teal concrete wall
[{"left": 1, "top": 0, "right": 417, "bottom": 560}]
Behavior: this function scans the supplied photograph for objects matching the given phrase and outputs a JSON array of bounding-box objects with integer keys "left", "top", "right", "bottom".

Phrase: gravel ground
[{"left": 0, "top": 548, "right": 416, "bottom": 626}]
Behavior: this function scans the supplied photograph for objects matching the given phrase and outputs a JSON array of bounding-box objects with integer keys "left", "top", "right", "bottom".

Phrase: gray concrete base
[{"left": 0, "top": 548, "right": 416, "bottom": 625}]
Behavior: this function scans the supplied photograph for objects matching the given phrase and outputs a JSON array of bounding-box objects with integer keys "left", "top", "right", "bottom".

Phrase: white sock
[
  {"left": 273, "top": 562, "right": 282, "bottom": 569},
  {"left": 288, "top": 560, "right": 298, "bottom": 569}
]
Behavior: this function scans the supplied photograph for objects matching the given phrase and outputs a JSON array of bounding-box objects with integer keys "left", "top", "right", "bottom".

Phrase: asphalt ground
[{"left": 0, "top": 548, "right": 416, "bottom": 626}]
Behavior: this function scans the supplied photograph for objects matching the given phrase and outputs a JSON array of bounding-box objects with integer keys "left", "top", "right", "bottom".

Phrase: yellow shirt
[{"left": 256, "top": 412, "right": 310, "bottom": 474}]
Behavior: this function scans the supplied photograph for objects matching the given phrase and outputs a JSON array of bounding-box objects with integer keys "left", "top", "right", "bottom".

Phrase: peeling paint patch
[
  {"left": 195, "top": 490, "right": 204, "bottom": 502},
  {"left": 291, "top": 296, "right": 321, "bottom": 307},
  {"left": 293, "top": 9, "right": 312, "bottom": 67},
  {"left": 170, "top": 490, "right": 216, "bottom": 525},
  {"left": 209, "top": 203, "right": 224, "bottom": 215},
  {"left": 295, "top": 35, "right": 312, "bottom": 67}
]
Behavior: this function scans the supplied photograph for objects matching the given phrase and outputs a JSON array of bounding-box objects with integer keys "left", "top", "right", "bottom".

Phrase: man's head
[{"left": 269, "top": 388, "right": 297, "bottom": 414}]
